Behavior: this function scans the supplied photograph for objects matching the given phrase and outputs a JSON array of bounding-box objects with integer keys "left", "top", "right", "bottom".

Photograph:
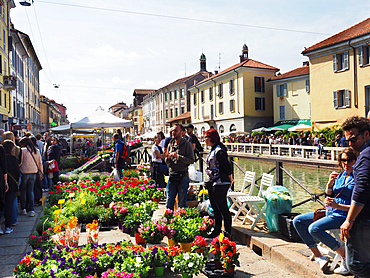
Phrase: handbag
[
  {"left": 47, "top": 160, "right": 59, "bottom": 173},
  {"left": 28, "top": 149, "right": 44, "bottom": 180},
  {"left": 313, "top": 176, "right": 353, "bottom": 222}
]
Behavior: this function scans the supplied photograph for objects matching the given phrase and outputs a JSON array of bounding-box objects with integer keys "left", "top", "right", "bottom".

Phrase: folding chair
[
  {"left": 227, "top": 171, "right": 256, "bottom": 215},
  {"left": 233, "top": 173, "right": 274, "bottom": 230}
]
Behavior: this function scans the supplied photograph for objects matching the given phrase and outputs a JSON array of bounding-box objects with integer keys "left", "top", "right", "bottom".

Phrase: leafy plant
[{"left": 171, "top": 252, "right": 205, "bottom": 276}]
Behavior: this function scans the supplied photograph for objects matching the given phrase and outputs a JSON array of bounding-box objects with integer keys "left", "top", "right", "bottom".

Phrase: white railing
[{"left": 201, "top": 142, "right": 345, "bottom": 162}]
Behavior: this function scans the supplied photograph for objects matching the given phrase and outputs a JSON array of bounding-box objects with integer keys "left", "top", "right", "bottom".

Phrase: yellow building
[
  {"left": 0, "top": 0, "right": 15, "bottom": 130},
  {"left": 189, "top": 44, "right": 279, "bottom": 135},
  {"left": 302, "top": 17, "right": 370, "bottom": 130},
  {"left": 131, "top": 105, "right": 143, "bottom": 135},
  {"left": 269, "top": 63, "right": 310, "bottom": 124},
  {"left": 40, "top": 95, "right": 61, "bottom": 131}
]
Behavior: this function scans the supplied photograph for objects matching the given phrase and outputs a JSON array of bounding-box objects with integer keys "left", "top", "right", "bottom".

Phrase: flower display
[
  {"left": 137, "top": 163, "right": 151, "bottom": 173},
  {"left": 138, "top": 219, "right": 166, "bottom": 244},
  {"left": 171, "top": 252, "right": 205, "bottom": 276},
  {"left": 86, "top": 219, "right": 100, "bottom": 244},
  {"left": 210, "top": 234, "right": 240, "bottom": 270},
  {"left": 191, "top": 236, "right": 208, "bottom": 257},
  {"left": 147, "top": 245, "right": 170, "bottom": 267},
  {"left": 28, "top": 231, "right": 54, "bottom": 251}
]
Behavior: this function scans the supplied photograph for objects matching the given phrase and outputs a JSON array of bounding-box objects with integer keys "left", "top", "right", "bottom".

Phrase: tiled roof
[
  {"left": 269, "top": 65, "right": 309, "bottom": 81},
  {"left": 133, "top": 89, "right": 155, "bottom": 95},
  {"left": 161, "top": 71, "right": 210, "bottom": 89},
  {"left": 302, "top": 17, "right": 370, "bottom": 54},
  {"left": 195, "top": 59, "right": 279, "bottom": 86},
  {"left": 166, "top": 112, "right": 191, "bottom": 123}
]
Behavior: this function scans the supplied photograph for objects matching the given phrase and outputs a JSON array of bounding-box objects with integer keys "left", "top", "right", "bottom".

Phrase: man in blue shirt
[
  {"left": 112, "top": 133, "right": 129, "bottom": 178},
  {"left": 340, "top": 116, "right": 370, "bottom": 277}
]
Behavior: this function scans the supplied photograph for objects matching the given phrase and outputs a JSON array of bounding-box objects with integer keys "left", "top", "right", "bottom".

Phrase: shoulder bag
[
  {"left": 313, "top": 177, "right": 353, "bottom": 222},
  {"left": 29, "top": 149, "right": 44, "bottom": 180}
]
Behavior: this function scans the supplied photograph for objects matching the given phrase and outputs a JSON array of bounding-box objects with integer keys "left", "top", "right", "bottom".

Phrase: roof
[
  {"left": 302, "top": 17, "right": 370, "bottom": 54},
  {"left": 133, "top": 89, "right": 155, "bottom": 95},
  {"left": 195, "top": 59, "right": 279, "bottom": 86},
  {"left": 166, "top": 112, "right": 191, "bottom": 123},
  {"left": 160, "top": 71, "right": 210, "bottom": 90},
  {"left": 269, "top": 65, "right": 309, "bottom": 81}
]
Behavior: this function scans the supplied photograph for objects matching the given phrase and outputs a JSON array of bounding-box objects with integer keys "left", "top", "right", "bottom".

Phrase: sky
[{"left": 10, "top": 0, "right": 370, "bottom": 122}]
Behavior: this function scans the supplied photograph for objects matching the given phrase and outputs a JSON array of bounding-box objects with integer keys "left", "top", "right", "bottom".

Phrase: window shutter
[
  {"left": 306, "top": 79, "right": 310, "bottom": 93},
  {"left": 359, "top": 46, "right": 363, "bottom": 66},
  {"left": 333, "top": 54, "right": 337, "bottom": 72},
  {"left": 262, "top": 97, "right": 265, "bottom": 110},
  {"left": 283, "top": 83, "right": 287, "bottom": 96},
  {"left": 262, "top": 77, "right": 265, "bottom": 92},
  {"left": 276, "top": 85, "right": 280, "bottom": 97},
  {"left": 345, "top": 89, "right": 350, "bottom": 107},
  {"left": 254, "top": 77, "right": 257, "bottom": 92},
  {"left": 333, "top": 91, "right": 338, "bottom": 108},
  {"left": 344, "top": 51, "right": 349, "bottom": 70},
  {"left": 255, "top": 97, "right": 258, "bottom": 110}
]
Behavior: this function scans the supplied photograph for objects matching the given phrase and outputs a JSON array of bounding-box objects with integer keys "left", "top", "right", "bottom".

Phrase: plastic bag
[
  {"left": 188, "top": 164, "right": 197, "bottom": 181},
  {"left": 112, "top": 168, "right": 120, "bottom": 182},
  {"left": 263, "top": 186, "right": 292, "bottom": 233}
]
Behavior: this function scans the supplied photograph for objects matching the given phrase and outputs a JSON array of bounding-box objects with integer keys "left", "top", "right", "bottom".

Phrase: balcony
[{"left": 3, "top": 76, "right": 17, "bottom": 91}]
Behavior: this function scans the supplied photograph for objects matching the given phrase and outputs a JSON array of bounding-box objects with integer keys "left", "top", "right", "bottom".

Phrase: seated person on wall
[{"left": 293, "top": 147, "right": 358, "bottom": 275}]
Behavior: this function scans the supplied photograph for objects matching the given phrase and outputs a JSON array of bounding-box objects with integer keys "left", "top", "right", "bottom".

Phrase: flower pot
[
  {"left": 179, "top": 242, "right": 192, "bottom": 252},
  {"left": 214, "top": 260, "right": 222, "bottom": 269},
  {"left": 153, "top": 198, "right": 160, "bottom": 203},
  {"left": 167, "top": 238, "right": 176, "bottom": 246},
  {"left": 224, "top": 266, "right": 235, "bottom": 273},
  {"left": 135, "top": 232, "right": 145, "bottom": 244},
  {"left": 86, "top": 226, "right": 100, "bottom": 244},
  {"left": 122, "top": 226, "right": 132, "bottom": 234},
  {"left": 118, "top": 220, "right": 122, "bottom": 230},
  {"left": 181, "top": 273, "right": 192, "bottom": 278},
  {"left": 154, "top": 266, "right": 165, "bottom": 277}
]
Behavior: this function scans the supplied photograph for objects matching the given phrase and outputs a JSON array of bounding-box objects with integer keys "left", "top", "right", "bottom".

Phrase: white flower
[
  {"left": 136, "top": 257, "right": 142, "bottom": 263},
  {"left": 135, "top": 262, "right": 141, "bottom": 267},
  {"left": 188, "top": 262, "right": 194, "bottom": 267},
  {"left": 171, "top": 267, "right": 175, "bottom": 272},
  {"left": 184, "top": 253, "right": 190, "bottom": 260},
  {"left": 51, "top": 265, "right": 58, "bottom": 273}
]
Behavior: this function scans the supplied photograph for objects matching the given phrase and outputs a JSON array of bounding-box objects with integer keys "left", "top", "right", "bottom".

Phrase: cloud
[{"left": 89, "top": 44, "right": 140, "bottom": 60}]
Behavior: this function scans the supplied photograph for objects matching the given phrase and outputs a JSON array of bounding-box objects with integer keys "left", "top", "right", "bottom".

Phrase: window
[
  {"left": 201, "top": 106, "right": 204, "bottom": 117},
  {"left": 333, "top": 51, "right": 349, "bottom": 72},
  {"left": 359, "top": 45, "right": 370, "bottom": 66},
  {"left": 194, "top": 108, "right": 197, "bottom": 119},
  {"left": 165, "top": 92, "right": 168, "bottom": 101},
  {"left": 219, "top": 102, "right": 224, "bottom": 114},
  {"left": 276, "top": 84, "right": 287, "bottom": 97},
  {"left": 166, "top": 110, "right": 168, "bottom": 119},
  {"left": 230, "top": 99, "right": 235, "bottom": 112},
  {"left": 3, "top": 29, "right": 5, "bottom": 51},
  {"left": 218, "top": 83, "right": 223, "bottom": 98},
  {"left": 254, "top": 76, "right": 265, "bottom": 93},
  {"left": 170, "top": 91, "right": 173, "bottom": 100},
  {"left": 161, "top": 111, "right": 163, "bottom": 120},
  {"left": 201, "top": 90, "right": 204, "bottom": 103},
  {"left": 279, "top": 106, "right": 285, "bottom": 120},
  {"left": 201, "top": 127, "right": 205, "bottom": 136},
  {"left": 4, "top": 93, "right": 6, "bottom": 108},
  {"left": 229, "top": 79, "right": 235, "bottom": 95},
  {"left": 306, "top": 79, "right": 310, "bottom": 93},
  {"left": 209, "top": 87, "right": 213, "bottom": 101},
  {"left": 334, "top": 89, "right": 350, "bottom": 108},
  {"left": 170, "top": 109, "right": 173, "bottom": 118},
  {"left": 193, "top": 92, "right": 197, "bottom": 105},
  {"left": 255, "top": 97, "right": 265, "bottom": 110},
  {"left": 175, "top": 90, "right": 178, "bottom": 99},
  {"left": 181, "top": 107, "right": 185, "bottom": 114},
  {"left": 230, "top": 124, "right": 237, "bottom": 132},
  {"left": 175, "top": 108, "right": 178, "bottom": 117},
  {"left": 219, "top": 125, "right": 224, "bottom": 134},
  {"left": 180, "top": 88, "right": 185, "bottom": 98}
]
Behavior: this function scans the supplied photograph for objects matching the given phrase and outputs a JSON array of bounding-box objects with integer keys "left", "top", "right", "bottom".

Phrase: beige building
[
  {"left": 189, "top": 45, "right": 279, "bottom": 135},
  {"left": 302, "top": 17, "right": 370, "bottom": 130},
  {"left": 40, "top": 95, "right": 62, "bottom": 131},
  {"left": 268, "top": 63, "right": 310, "bottom": 124}
]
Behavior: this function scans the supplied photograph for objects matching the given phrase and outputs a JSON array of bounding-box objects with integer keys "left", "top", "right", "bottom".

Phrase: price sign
[
  {"left": 58, "top": 199, "right": 65, "bottom": 205},
  {"left": 68, "top": 193, "right": 75, "bottom": 198}
]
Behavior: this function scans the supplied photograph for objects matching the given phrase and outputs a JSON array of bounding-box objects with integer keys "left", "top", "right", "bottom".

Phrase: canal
[{"left": 232, "top": 157, "right": 334, "bottom": 213}]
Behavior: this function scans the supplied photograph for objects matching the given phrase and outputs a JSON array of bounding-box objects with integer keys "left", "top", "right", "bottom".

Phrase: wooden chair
[
  {"left": 228, "top": 171, "right": 256, "bottom": 215},
  {"left": 233, "top": 173, "right": 274, "bottom": 230}
]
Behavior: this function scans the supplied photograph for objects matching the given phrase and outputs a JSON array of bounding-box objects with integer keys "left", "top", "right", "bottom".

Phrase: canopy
[
  {"left": 142, "top": 131, "right": 157, "bottom": 139},
  {"left": 220, "top": 131, "right": 249, "bottom": 137},
  {"left": 50, "top": 124, "right": 94, "bottom": 134},
  {"left": 71, "top": 107, "right": 132, "bottom": 129},
  {"left": 267, "top": 119, "right": 311, "bottom": 132},
  {"left": 288, "top": 123, "right": 312, "bottom": 131},
  {"left": 251, "top": 127, "right": 268, "bottom": 132}
]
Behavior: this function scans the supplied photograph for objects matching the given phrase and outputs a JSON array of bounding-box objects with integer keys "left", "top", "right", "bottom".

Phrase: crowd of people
[{"left": 0, "top": 131, "right": 62, "bottom": 235}]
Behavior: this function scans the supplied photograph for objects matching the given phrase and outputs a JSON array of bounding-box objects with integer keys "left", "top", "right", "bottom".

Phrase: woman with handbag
[
  {"left": 47, "top": 137, "right": 61, "bottom": 187},
  {"left": 293, "top": 147, "right": 358, "bottom": 274},
  {"left": 204, "top": 128, "right": 234, "bottom": 239},
  {"left": 19, "top": 137, "right": 43, "bottom": 217}
]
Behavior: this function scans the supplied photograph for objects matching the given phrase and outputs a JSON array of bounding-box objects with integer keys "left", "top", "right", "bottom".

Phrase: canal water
[{"left": 232, "top": 157, "right": 334, "bottom": 213}]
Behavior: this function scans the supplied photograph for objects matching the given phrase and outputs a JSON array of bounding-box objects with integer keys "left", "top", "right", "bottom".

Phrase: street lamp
[{"left": 19, "top": 0, "right": 33, "bottom": 6}]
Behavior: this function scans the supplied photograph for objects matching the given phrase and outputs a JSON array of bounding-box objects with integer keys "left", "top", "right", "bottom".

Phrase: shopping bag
[{"left": 112, "top": 168, "right": 120, "bottom": 182}]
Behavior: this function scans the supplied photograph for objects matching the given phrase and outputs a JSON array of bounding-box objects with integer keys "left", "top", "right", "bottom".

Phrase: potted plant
[
  {"left": 148, "top": 246, "right": 169, "bottom": 277},
  {"left": 152, "top": 188, "right": 165, "bottom": 202},
  {"left": 138, "top": 219, "right": 165, "bottom": 244},
  {"left": 86, "top": 219, "right": 100, "bottom": 244},
  {"left": 171, "top": 252, "right": 205, "bottom": 278},
  {"left": 172, "top": 218, "right": 199, "bottom": 252},
  {"left": 28, "top": 230, "right": 54, "bottom": 251},
  {"left": 191, "top": 236, "right": 208, "bottom": 259},
  {"left": 210, "top": 234, "right": 240, "bottom": 272}
]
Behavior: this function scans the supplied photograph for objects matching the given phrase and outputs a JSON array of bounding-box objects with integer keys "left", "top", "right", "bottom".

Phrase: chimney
[
  {"left": 214, "top": 70, "right": 218, "bottom": 75},
  {"left": 302, "top": 61, "right": 309, "bottom": 67}
]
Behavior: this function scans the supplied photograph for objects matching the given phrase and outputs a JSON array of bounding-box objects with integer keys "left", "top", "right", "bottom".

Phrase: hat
[{"left": 185, "top": 123, "right": 194, "bottom": 129}]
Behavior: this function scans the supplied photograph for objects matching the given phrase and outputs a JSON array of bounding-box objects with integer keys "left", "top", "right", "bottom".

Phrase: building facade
[
  {"left": 142, "top": 90, "right": 156, "bottom": 133},
  {"left": 108, "top": 102, "right": 128, "bottom": 118},
  {"left": 190, "top": 45, "right": 279, "bottom": 135},
  {"left": 40, "top": 95, "right": 62, "bottom": 131},
  {"left": 302, "top": 17, "right": 370, "bottom": 130},
  {"left": 268, "top": 62, "right": 310, "bottom": 124}
]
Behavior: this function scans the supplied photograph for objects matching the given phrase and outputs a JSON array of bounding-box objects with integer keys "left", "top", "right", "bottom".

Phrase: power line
[
  {"left": 37, "top": 1, "right": 330, "bottom": 36},
  {"left": 41, "top": 81, "right": 132, "bottom": 90}
]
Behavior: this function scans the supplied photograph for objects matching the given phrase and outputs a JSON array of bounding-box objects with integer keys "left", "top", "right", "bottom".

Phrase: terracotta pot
[
  {"left": 224, "top": 266, "right": 235, "bottom": 273},
  {"left": 153, "top": 198, "right": 160, "bottom": 203},
  {"left": 135, "top": 232, "right": 145, "bottom": 244},
  {"left": 179, "top": 242, "right": 192, "bottom": 252},
  {"left": 167, "top": 238, "right": 176, "bottom": 246}
]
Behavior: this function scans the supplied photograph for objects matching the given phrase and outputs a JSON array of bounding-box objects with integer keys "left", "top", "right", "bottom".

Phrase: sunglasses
[
  {"left": 345, "top": 133, "right": 363, "bottom": 143},
  {"left": 339, "top": 158, "right": 354, "bottom": 162}
]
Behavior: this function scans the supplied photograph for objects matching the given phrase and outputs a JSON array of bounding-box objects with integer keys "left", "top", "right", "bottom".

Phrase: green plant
[
  {"left": 28, "top": 231, "right": 55, "bottom": 251},
  {"left": 152, "top": 188, "right": 165, "bottom": 199},
  {"left": 148, "top": 246, "right": 170, "bottom": 267},
  {"left": 171, "top": 252, "right": 205, "bottom": 275},
  {"left": 210, "top": 234, "right": 240, "bottom": 269},
  {"left": 138, "top": 219, "right": 165, "bottom": 244}
]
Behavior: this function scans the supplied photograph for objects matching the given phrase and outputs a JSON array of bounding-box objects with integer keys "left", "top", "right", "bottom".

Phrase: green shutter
[
  {"left": 276, "top": 85, "right": 280, "bottom": 97},
  {"left": 333, "top": 91, "right": 338, "bottom": 108}
]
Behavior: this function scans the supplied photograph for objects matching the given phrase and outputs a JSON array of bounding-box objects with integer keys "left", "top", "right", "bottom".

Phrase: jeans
[
  {"left": 20, "top": 173, "right": 36, "bottom": 212},
  {"left": 4, "top": 191, "right": 15, "bottom": 228},
  {"left": 346, "top": 219, "right": 370, "bottom": 277},
  {"left": 293, "top": 211, "right": 344, "bottom": 251},
  {"left": 12, "top": 197, "right": 18, "bottom": 224},
  {"left": 166, "top": 176, "right": 190, "bottom": 210},
  {"left": 206, "top": 183, "right": 232, "bottom": 234}
]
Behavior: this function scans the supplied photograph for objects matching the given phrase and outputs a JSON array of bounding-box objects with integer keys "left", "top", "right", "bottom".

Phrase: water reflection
[{"left": 232, "top": 158, "right": 333, "bottom": 213}]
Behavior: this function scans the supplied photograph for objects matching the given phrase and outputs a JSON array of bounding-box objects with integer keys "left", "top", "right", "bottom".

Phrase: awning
[{"left": 267, "top": 119, "right": 311, "bottom": 131}]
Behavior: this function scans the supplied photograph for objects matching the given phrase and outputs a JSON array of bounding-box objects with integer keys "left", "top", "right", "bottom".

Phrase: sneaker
[
  {"left": 29, "top": 211, "right": 36, "bottom": 217},
  {"left": 315, "top": 256, "right": 330, "bottom": 271},
  {"left": 4, "top": 227, "right": 13, "bottom": 234},
  {"left": 42, "top": 188, "right": 49, "bottom": 192},
  {"left": 0, "top": 228, "right": 3, "bottom": 235},
  {"left": 334, "top": 260, "right": 350, "bottom": 275},
  {"left": 12, "top": 222, "right": 18, "bottom": 226},
  {"left": 20, "top": 209, "right": 27, "bottom": 215}
]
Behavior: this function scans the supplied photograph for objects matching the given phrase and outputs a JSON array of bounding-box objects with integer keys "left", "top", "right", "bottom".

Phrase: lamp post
[{"left": 19, "top": 0, "right": 33, "bottom": 6}]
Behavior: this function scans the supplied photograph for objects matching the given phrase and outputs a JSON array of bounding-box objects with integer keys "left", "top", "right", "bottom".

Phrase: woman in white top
[
  {"left": 151, "top": 135, "right": 168, "bottom": 188},
  {"left": 19, "top": 137, "right": 43, "bottom": 217}
]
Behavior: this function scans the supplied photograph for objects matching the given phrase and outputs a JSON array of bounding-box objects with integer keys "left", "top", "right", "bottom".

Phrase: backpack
[
  {"left": 192, "top": 134, "right": 204, "bottom": 153},
  {"left": 117, "top": 141, "right": 130, "bottom": 168}
]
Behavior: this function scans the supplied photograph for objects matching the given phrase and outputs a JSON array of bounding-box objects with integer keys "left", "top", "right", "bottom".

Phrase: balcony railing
[{"left": 3, "top": 75, "right": 17, "bottom": 91}]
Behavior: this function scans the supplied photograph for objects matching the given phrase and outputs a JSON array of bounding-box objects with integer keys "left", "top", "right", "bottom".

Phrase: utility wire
[
  {"left": 41, "top": 81, "right": 132, "bottom": 91},
  {"left": 37, "top": 1, "right": 330, "bottom": 36}
]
